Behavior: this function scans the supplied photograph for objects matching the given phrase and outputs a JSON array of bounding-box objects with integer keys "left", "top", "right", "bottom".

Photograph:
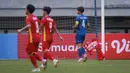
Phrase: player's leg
[
  {"left": 40, "top": 57, "right": 47, "bottom": 70},
  {"left": 77, "top": 43, "right": 83, "bottom": 62},
  {"left": 33, "top": 42, "right": 43, "bottom": 61},
  {"left": 42, "top": 55, "right": 47, "bottom": 68},
  {"left": 32, "top": 42, "right": 49, "bottom": 70},
  {"left": 46, "top": 41, "right": 58, "bottom": 67},
  {"left": 81, "top": 35, "right": 87, "bottom": 62},
  {"left": 42, "top": 41, "right": 58, "bottom": 68},
  {"left": 44, "top": 50, "right": 58, "bottom": 68},
  {"left": 40, "top": 42, "right": 49, "bottom": 70},
  {"left": 76, "top": 35, "right": 87, "bottom": 62},
  {"left": 42, "top": 41, "right": 54, "bottom": 60},
  {"left": 35, "top": 54, "right": 42, "bottom": 61},
  {"left": 26, "top": 43, "right": 40, "bottom": 72},
  {"left": 76, "top": 35, "right": 84, "bottom": 62},
  {"left": 96, "top": 45, "right": 104, "bottom": 60},
  {"left": 29, "top": 53, "right": 41, "bottom": 72},
  {"left": 77, "top": 43, "right": 87, "bottom": 62}
]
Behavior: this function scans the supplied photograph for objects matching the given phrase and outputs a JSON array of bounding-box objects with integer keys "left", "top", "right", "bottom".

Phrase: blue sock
[
  {"left": 78, "top": 48, "right": 82, "bottom": 58},
  {"left": 81, "top": 47, "right": 86, "bottom": 55}
]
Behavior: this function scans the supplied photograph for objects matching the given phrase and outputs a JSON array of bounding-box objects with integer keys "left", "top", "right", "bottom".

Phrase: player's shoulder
[
  {"left": 46, "top": 16, "right": 54, "bottom": 22},
  {"left": 41, "top": 16, "right": 54, "bottom": 22},
  {"left": 32, "top": 15, "right": 38, "bottom": 18},
  {"left": 26, "top": 15, "right": 36, "bottom": 20},
  {"left": 81, "top": 15, "right": 88, "bottom": 20},
  {"left": 41, "top": 16, "right": 49, "bottom": 20},
  {"left": 41, "top": 16, "right": 47, "bottom": 22},
  {"left": 76, "top": 15, "right": 80, "bottom": 18},
  {"left": 32, "top": 15, "right": 39, "bottom": 20},
  {"left": 76, "top": 15, "right": 81, "bottom": 20},
  {"left": 26, "top": 16, "right": 30, "bottom": 20},
  {"left": 84, "top": 15, "right": 88, "bottom": 19},
  {"left": 82, "top": 14, "right": 88, "bottom": 18},
  {"left": 84, "top": 16, "right": 88, "bottom": 20},
  {"left": 26, "top": 16, "right": 32, "bottom": 22}
]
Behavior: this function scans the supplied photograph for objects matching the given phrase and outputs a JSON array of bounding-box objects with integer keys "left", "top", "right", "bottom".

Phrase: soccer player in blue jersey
[{"left": 73, "top": 6, "right": 89, "bottom": 62}]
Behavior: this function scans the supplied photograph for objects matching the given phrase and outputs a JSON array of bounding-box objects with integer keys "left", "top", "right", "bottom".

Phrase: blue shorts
[{"left": 75, "top": 34, "right": 85, "bottom": 44}]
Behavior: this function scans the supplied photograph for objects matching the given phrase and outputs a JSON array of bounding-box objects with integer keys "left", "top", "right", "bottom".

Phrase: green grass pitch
[{"left": 0, "top": 60, "right": 130, "bottom": 73}]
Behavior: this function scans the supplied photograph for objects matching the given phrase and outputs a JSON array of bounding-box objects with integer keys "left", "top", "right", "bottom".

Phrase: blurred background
[
  {"left": 0, "top": 0, "right": 130, "bottom": 34},
  {"left": 1, "top": 0, "right": 100, "bottom": 33},
  {"left": 0, "top": 0, "right": 130, "bottom": 73}
]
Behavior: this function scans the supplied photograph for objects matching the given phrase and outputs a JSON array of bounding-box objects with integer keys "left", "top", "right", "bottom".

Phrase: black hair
[
  {"left": 43, "top": 6, "right": 51, "bottom": 14},
  {"left": 77, "top": 6, "right": 84, "bottom": 13},
  {"left": 26, "top": 4, "right": 35, "bottom": 13}
]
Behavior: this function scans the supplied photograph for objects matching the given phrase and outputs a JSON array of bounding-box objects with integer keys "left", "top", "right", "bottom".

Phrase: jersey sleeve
[
  {"left": 75, "top": 16, "right": 80, "bottom": 25},
  {"left": 26, "top": 17, "right": 31, "bottom": 25}
]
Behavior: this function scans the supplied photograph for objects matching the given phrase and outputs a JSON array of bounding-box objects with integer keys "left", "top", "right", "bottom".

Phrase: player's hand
[
  {"left": 17, "top": 29, "right": 22, "bottom": 33},
  {"left": 72, "top": 26, "right": 76, "bottom": 33},
  {"left": 87, "top": 27, "right": 91, "bottom": 31},
  {"left": 73, "top": 30, "right": 76, "bottom": 33},
  {"left": 87, "top": 24, "right": 91, "bottom": 31},
  {"left": 60, "top": 37, "right": 64, "bottom": 41}
]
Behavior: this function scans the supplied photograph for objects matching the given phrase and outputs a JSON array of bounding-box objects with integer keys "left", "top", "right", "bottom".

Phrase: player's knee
[
  {"left": 27, "top": 52, "right": 33, "bottom": 56},
  {"left": 43, "top": 49, "right": 48, "bottom": 53},
  {"left": 26, "top": 51, "right": 31, "bottom": 55},
  {"left": 77, "top": 43, "right": 83, "bottom": 48},
  {"left": 27, "top": 52, "right": 37, "bottom": 56}
]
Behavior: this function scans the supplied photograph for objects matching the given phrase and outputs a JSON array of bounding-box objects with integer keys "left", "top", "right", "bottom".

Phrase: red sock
[
  {"left": 35, "top": 54, "right": 42, "bottom": 61},
  {"left": 29, "top": 55, "right": 38, "bottom": 68},
  {"left": 44, "top": 52, "right": 54, "bottom": 61},
  {"left": 97, "top": 47, "right": 104, "bottom": 60}
]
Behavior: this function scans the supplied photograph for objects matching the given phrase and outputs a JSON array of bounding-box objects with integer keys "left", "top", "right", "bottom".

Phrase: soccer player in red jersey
[
  {"left": 17, "top": 4, "right": 43, "bottom": 72},
  {"left": 40, "top": 6, "right": 63, "bottom": 70},
  {"left": 84, "top": 39, "right": 104, "bottom": 60}
]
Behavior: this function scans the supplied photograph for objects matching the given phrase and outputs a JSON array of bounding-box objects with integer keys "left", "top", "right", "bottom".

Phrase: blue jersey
[{"left": 76, "top": 14, "right": 88, "bottom": 35}]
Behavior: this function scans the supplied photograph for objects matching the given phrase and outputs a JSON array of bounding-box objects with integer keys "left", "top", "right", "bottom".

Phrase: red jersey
[
  {"left": 26, "top": 14, "right": 40, "bottom": 43},
  {"left": 41, "top": 16, "right": 56, "bottom": 41}
]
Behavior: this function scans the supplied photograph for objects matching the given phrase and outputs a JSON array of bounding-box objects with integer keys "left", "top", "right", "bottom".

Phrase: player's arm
[
  {"left": 53, "top": 23, "right": 64, "bottom": 41},
  {"left": 17, "top": 18, "right": 31, "bottom": 33},
  {"left": 17, "top": 24, "right": 31, "bottom": 33},
  {"left": 39, "top": 24, "right": 43, "bottom": 32},
  {"left": 73, "top": 21, "right": 79, "bottom": 29},
  {"left": 73, "top": 17, "right": 79, "bottom": 33},
  {"left": 39, "top": 21, "right": 43, "bottom": 32},
  {"left": 87, "top": 22, "right": 91, "bottom": 31},
  {"left": 39, "top": 18, "right": 46, "bottom": 32},
  {"left": 87, "top": 22, "right": 90, "bottom": 28},
  {"left": 38, "top": 19, "right": 42, "bottom": 32}
]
